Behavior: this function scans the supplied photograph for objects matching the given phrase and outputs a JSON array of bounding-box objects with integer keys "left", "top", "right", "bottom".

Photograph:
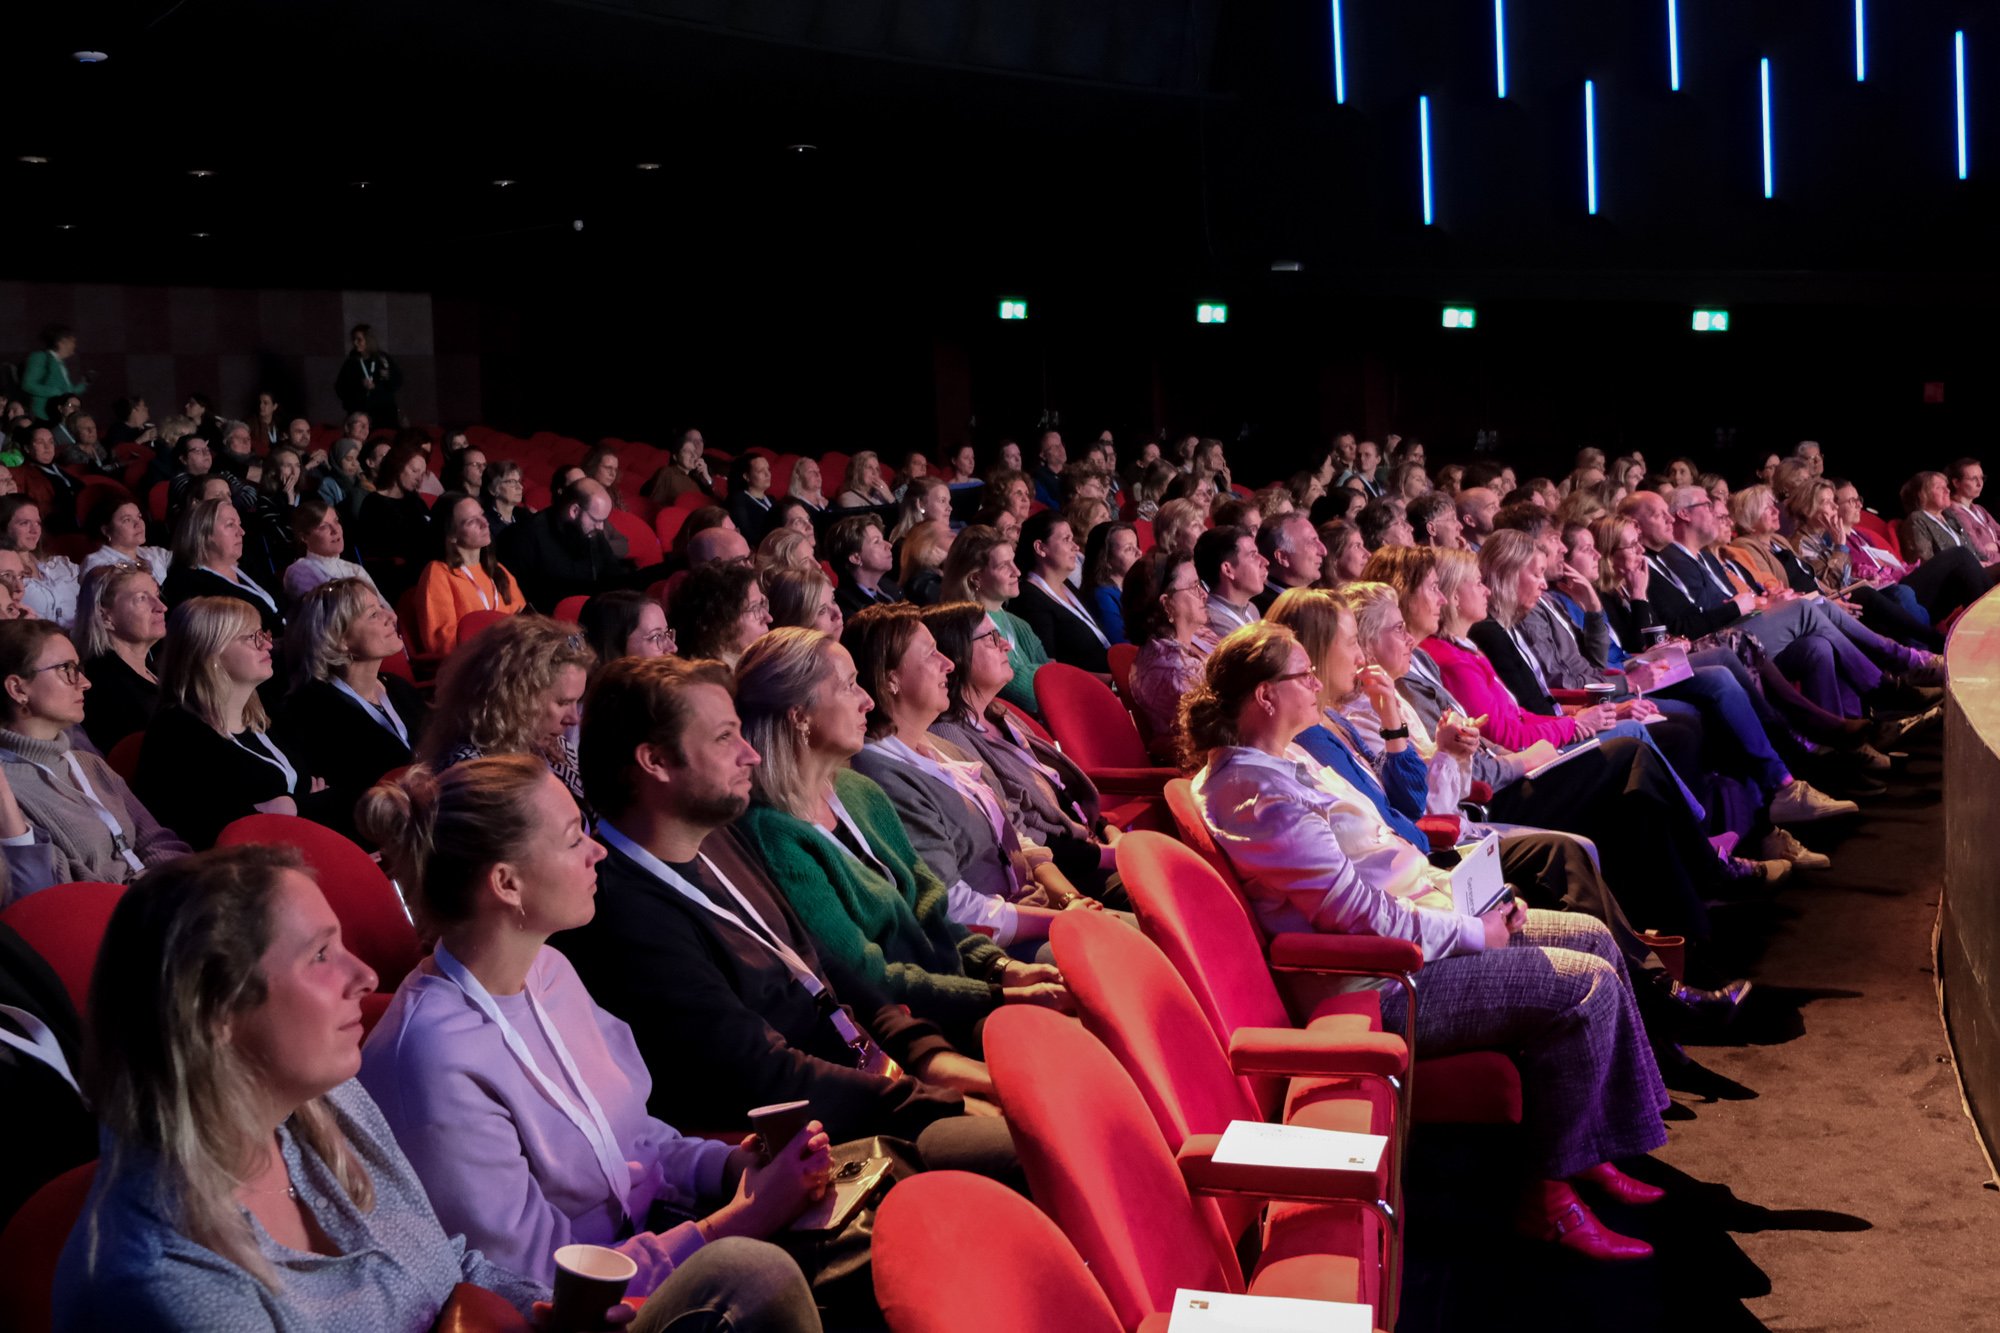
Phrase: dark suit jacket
[
  {"left": 834, "top": 574, "right": 903, "bottom": 621},
  {"left": 1006, "top": 579, "right": 1110, "bottom": 673},
  {"left": 160, "top": 564, "right": 285, "bottom": 636},
  {"left": 273, "top": 676, "right": 429, "bottom": 841},
  {"left": 496, "top": 507, "right": 625, "bottom": 611},
  {"left": 1642, "top": 545, "right": 1742, "bottom": 640},
  {"left": 0, "top": 922, "right": 97, "bottom": 1226},
  {"left": 1468, "top": 618, "right": 1564, "bottom": 716},
  {"left": 553, "top": 829, "right": 963, "bottom": 1141}
]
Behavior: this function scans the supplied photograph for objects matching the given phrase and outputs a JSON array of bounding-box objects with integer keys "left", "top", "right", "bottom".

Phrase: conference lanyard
[
  {"left": 0, "top": 1005, "right": 76, "bottom": 1093},
  {"left": 1027, "top": 574, "right": 1110, "bottom": 648},
  {"left": 432, "top": 943, "right": 631, "bottom": 1222},
  {"left": 456, "top": 563, "right": 493, "bottom": 610},
  {"left": 864, "top": 737, "right": 1019, "bottom": 892},
  {"left": 332, "top": 678, "right": 409, "bottom": 747},
  {"left": 199, "top": 565, "right": 278, "bottom": 614},
  {"left": 811, "top": 791, "right": 894, "bottom": 883},
  {"left": 595, "top": 823, "right": 888, "bottom": 1070},
  {"left": 231, "top": 730, "right": 299, "bottom": 793}
]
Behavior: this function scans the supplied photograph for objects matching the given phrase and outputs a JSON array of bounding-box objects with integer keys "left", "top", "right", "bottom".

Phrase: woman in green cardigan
[
  {"left": 733, "top": 627, "right": 1070, "bottom": 1047},
  {"left": 936, "top": 524, "right": 1047, "bottom": 719}
]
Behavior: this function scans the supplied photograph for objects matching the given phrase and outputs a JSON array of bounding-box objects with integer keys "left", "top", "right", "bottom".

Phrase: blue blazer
[{"left": 1292, "top": 715, "right": 1431, "bottom": 848}]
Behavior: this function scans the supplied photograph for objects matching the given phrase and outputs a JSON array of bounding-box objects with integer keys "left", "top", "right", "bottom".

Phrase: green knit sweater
[
  {"left": 990, "top": 607, "right": 1047, "bottom": 718},
  {"left": 736, "top": 769, "right": 1006, "bottom": 1029}
]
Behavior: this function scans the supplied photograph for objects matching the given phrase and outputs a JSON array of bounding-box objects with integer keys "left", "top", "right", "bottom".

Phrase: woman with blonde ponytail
[
  {"left": 57, "top": 845, "right": 554, "bottom": 1331},
  {"left": 356, "top": 757, "right": 828, "bottom": 1329}
]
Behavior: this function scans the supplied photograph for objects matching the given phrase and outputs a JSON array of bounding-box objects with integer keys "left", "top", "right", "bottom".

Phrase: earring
[
  {"left": 797, "top": 717, "right": 813, "bottom": 743},
  {"left": 512, "top": 903, "right": 526, "bottom": 931}
]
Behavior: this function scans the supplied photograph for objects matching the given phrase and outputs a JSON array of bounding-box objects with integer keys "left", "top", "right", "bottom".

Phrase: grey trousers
[
  {"left": 629, "top": 1236, "right": 822, "bottom": 1333},
  {"left": 1377, "top": 909, "right": 1670, "bottom": 1180}
]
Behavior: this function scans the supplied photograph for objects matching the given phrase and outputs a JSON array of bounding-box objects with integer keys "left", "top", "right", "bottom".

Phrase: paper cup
[
  {"left": 747, "top": 1099, "right": 812, "bottom": 1164},
  {"left": 549, "top": 1243, "right": 637, "bottom": 1332}
]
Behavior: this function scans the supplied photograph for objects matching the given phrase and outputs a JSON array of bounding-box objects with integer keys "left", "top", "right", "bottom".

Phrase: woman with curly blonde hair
[{"left": 417, "top": 614, "right": 594, "bottom": 808}]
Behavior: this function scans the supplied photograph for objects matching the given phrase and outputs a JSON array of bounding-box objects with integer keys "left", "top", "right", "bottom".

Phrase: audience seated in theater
[
  {"left": 1455, "top": 486, "right": 1500, "bottom": 552},
  {"left": 1028, "top": 432, "right": 1066, "bottom": 509},
  {"left": 845, "top": 605, "right": 1090, "bottom": 960},
  {"left": 1727, "top": 485, "right": 1943, "bottom": 652},
  {"left": 644, "top": 431, "right": 717, "bottom": 507},
  {"left": 937, "top": 525, "right": 1046, "bottom": 718},
  {"left": 732, "top": 628, "right": 1068, "bottom": 1047},
  {"left": 559, "top": 655, "right": 1018, "bottom": 1194},
  {"left": 757, "top": 524, "right": 816, "bottom": 576},
  {"left": 355, "top": 757, "right": 826, "bottom": 1326},
  {"left": 354, "top": 442, "right": 433, "bottom": 601},
  {"left": 1195, "top": 524, "right": 1265, "bottom": 641},
  {"left": 1078, "top": 519, "right": 1139, "bottom": 644},
  {"left": 282, "top": 497, "right": 377, "bottom": 609},
  {"left": 680, "top": 518, "right": 750, "bottom": 570},
  {"left": 162, "top": 497, "right": 285, "bottom": 637},
  {"left": 974, "top": 469, "right": 1033, "bottom": 533},
  {"left": 418, "top": 613, "right": 594, "bottom": 809},
  {"left": 783, "top": 454, "right": 829, "bottom": 516},
  {"left": 81, "top": 493, "right": 172, "bottom": 583},
  {"left": 11, "top": 424, "right": 83, "bottom": 532},
  {"left": 1357, "top": 496, "right": 1414, "bottom": 550},
  {"left": 409, "top": 495, "right": 528, "bottom": 656},
  {"left": 497, "top": 478, "right": 626, "bottom": 612},
  {"left": 895, "top": 519, "right": 953, "bottom": 607},
  {"left": 890, "top": 476, "right": 952, "bottom": 545},
  {"left": 668, "top": 562, "right": 770, "bottom": 669},
  {"left": 1005, "top": 510, "right": 1111, "bottom": 674},
  {"left": 1254, "top": 509, "right": 1328, "bottom": 612},
  {"left": 438, "top": 441, "right": 486, "bottom": 499},
  {"left": 0, "top": 619, "right": 188, "bottom": 900},
  {"left": 924, "top": 601, "right": 1126, "bottom": 903},
  {"left": 579, "top": 588, "right": 675, "bottom": 667},
  {"left": 1407, "top": 490, "right": 1463, "bottom": 549},
  {"left": 826, "top": 513, "right": 901, "bottom": 617},
  {"left": 832, "top": 450, "right": 894, "bottom": 510},
  {"left": 275, "top": 579, "right": 429, "bottom": 838},
  {"left": 1186, "top": 621, "right": 1671, "bottom": 1261},
  {"left": 1795, "top": 477, "right": 1992, "bottom": 623},
  {"left": 1946, "top": 457, "right": 2000, "bottom": 561},
  {"left": 1121, "top": 548, "right": 1212, "bottom": 741},
  {"left": 313, "top": 438, "right": 368, "bottom": 520},
  {"left": 1897, "top": 470, "right": 1977, "bottom": 564},
  {"left": 76, "top": 561, "right": 167, "bottom": 752},
  {"left": 1316, "top": 517, "right": 1370, "bottom": 589},
  {"left": 137, "top": 597, "right": 332, "bottom": 850},
  {"left": 54, "top": 846, "right": 591, "bottom": 1332},
  {"left": 481, "top": 457, "right": 531, "bottom": 533},
  {"left": 763, "top": 564, "right": 843, "bottom": 638},
  {"left": 726, "top": 452, "right": 778, "bottom": 548},
  {"left": 0, "top": 496, "right": 81, "bottom": 628}
]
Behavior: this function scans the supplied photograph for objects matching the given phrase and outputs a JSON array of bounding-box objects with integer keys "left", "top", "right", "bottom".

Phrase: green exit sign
[
  {"left": 1442, "top": 306, "right": 1477, "bottom": 329},
  {"left": 1692, "top": 309, "right": 1730, "bottom": 332},
  {"left": 1196, "top": 302, "right": 1230, "bottom": 324},
  {"left": 998, "top": 299, "right": 1028, "bottom": 321}
]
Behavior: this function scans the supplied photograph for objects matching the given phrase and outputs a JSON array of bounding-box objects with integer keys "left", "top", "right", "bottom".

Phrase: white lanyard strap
[
  {"left": 1645, "top": 551, "right": 1692, "bottom": 598},
  {"left": 432, "top": 944, "right": 631, "bottom": 1220},
  {"left": 812, "top": 791, "right": 893, "bottom": 882},
  {"left": 54, "top": 752, "right": 147, "bottom": 874},
  {"left": 595, "top": 823, "right": 885, "bottom": 1061},
  {"left": 201, "top": 565, "right": 278, "bottom": 613},
  {"left": 1506, "top": 623, "right": 1552, "bottom": 695},
  {"left": 333, "top": 678, "right": 410, "bottom": 746},
  {"left": 1028, "top": 574, "right": 1110, "bottom": 648},
  {"left": 866, "top": 738, "right": 1018, "bottom": 890},
  {"left": 456, "top": 563, "right": 493, "bottom": 610},
  {"left": 0, "top": 1004, "right": 78, "bottom": 1093},
  {"left": 232, "top": 730, "right": 299, "bottom": 793}
]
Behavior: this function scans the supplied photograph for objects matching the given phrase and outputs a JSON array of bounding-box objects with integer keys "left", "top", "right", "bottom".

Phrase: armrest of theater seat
[
  {"left": 1549, "top": 688, "right": 1596, "bottom": 705},
  {"left": 1082, "top": 765, "right": 1179, "bottom": 795},
  {"left": 1227, "top": 1024, "right": 1408, "bottom": 1080},
  {"left": 1415, "top": 814, "right": 1460, "bottom": 852},
  {"left": 1176, "top": 1134, "right": 1384, "bottom": 1205},
  {"left": 1468, "top": 780, "right": 1493, "bottom": 804},
  {"left": 1268, "top": 933, "right": 1422, "bottom": 977}
]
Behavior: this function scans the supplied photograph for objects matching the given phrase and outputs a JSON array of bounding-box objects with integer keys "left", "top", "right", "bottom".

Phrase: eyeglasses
[
  {"left": 1168, "top": 579, "right": 1208, "bottom": 597},
  {"left": 1272, "top": 669, "right": 1321, "bottom": 686},
  {"left": 22, "top": 660, "right": 85, "bottom": 685},
  {"left": 638, "top": 628, "right": 675, "bottom": 651},
  {"left": 233, "top": 630, "right": 274, "bottom": 649}
]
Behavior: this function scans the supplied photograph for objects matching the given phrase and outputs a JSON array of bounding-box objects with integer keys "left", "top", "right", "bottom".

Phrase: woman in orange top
[{"left": 410, "top": 495, "right": 526, "bottom": 655}]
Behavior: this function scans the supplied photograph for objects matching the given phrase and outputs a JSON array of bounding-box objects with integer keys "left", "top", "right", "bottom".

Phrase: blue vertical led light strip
[
  {"left": 1494, "top": 0, "right": 1508, "bottom": 98},
  {"left": 1584, "top": 80, "right": 1599, "bottom": 215},
  {"left": 1760, "top": 58, "right": 1774, "bottom": 199},
  {"left": 1854, "top": 0, "right": 1866, "bottom": 82},
  {"left": 1419, "top": 95, "right": 1435, "bottom": 225},
  {"left": 1957, "top": 30, "right": 1969, "bottom": 180},
  {"left": 1331, "top": 0, "right": 1346, "bottom": 105},
  {"left": 1666, "top": 0, "right": 1681, "bottom": 91}
]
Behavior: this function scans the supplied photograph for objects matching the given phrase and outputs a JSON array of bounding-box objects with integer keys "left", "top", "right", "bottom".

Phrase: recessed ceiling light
[
  {"left": 188, "top": 169, "right": 214, "bottom": 179},
  {"left": 72, "top": 51, "right": 108, "bottom": 64},
  {"left": 636, "top": 162, "right": 661, "bottom": 171},
  {"left": 55, "top": 224, "right": 76, "bottom": 232},
  {"left": 351, "top": 180, "right": 370, "bottom": 189},
  {"left": 785, "top": 144, "right": 818, "bottom": 154},
  {"left": 493, "top": 179, "right": 515, "bottom": 187},
  {"left": 1270, "top": 260, "right": 1303, "bottom": 272},
  {"left": 18, "top": 156, "right": 48, "bottom": 165}
]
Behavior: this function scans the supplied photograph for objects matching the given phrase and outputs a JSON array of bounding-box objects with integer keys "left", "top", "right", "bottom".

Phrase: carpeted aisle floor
[{"left": 1396, "top": 733, "right": 2000, "bottom": 1331}]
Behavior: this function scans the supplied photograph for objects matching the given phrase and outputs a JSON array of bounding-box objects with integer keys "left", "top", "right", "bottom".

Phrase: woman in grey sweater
[{"left": 0, "top": 619, "right": 187, "bottom": 904}]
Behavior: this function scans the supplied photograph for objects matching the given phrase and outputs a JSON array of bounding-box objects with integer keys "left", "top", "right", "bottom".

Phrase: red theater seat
[
  {"left": 0, "top": 881, "right": 127, "bottom": 1018},
  {"left": 215, "top": 814, "right": 421, "bottom": 989}
]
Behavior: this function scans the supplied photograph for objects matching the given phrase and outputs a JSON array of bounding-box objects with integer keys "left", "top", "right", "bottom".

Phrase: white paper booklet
[
  {"left": 1448, "top": 831, "right": 1509, "bottom": 916},
  {"left": 1167, "top": 1288, "right": 1373, "bottom": 1332},
  {"left": 1210, "top": 1119, "right": 1387, "bottom": 1174}
]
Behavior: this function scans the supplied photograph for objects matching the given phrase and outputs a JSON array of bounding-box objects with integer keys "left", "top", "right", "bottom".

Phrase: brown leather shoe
[
  {"left": 1517, "top": 1180, "right": 1654, "bottom": 1261},
  {"left": 1573, "top": 1161, "right": 1667, "bottom": 1207}
]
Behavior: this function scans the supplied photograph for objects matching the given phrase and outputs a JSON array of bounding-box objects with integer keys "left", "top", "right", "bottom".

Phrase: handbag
[{"left": 770, "top": 1135, "right": 920, "bottom": 1319}]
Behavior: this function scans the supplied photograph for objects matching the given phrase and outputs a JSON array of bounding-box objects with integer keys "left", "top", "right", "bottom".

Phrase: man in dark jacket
[
  {"left": 496, "top": 478, "right": 627, "bottom": 611},
  {"left": 559, "top": 655, "right": 1015, "bottom": 1176}
]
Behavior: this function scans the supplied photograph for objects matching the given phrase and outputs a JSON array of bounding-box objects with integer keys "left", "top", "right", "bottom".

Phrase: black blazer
[
  {"left": 1006, "top": 579, "right": 1111, "bottom": 673},
  {"left": 133, "top": 706, "right": 327, "bottom": 850},
  {"left": 160, "top": 564, "right": 285, "bottom": 636},
  {"left": 1642, "top": 546, "right": 1742, "bottom": 641},
  {"left": 273, "top": 676, "right": 429, "bottom": 840},
  {"left": 553, "top": 830, "right": 963, "bottom": 1140},
  {"left": 727, "top": 490, "right": 778, "bottom": 550},
  {"left": 0, "top": 922, "right": 96, "bottom": 1226},
  {"left": 834, "top": 574, "right": 902, "bottom": 621},
  {"left": 1467, "top": 618, "right": 1562, "bottom": 716},
  {"left": 81, "top": 652, "right": 159, "bottom": 752},
  {"left": 496, "top": 508, "right": 625, "bottom": 612}
]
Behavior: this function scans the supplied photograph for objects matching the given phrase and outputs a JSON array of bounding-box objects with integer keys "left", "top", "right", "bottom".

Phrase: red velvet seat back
[
  {"left": 0, "top": 1162, "right": 96, "bottom": 1333},
  {"left": 985, "top": 1006, "right": 1240, "bottom": 1329},
  {"left": 215, "top": 814, "right": 421, "bottom": 988},
  {"left": 1036, "top": 662, "right": 1151, "bottom": 769},
  {"left": 607, "top": 508, "right": 663, "bottom": 566},
  {"left": 0, "top": 881, "right": 126, "bottom": 1018},
  {"left": 875, "top": 1172, "right": 1123, "bottom": 1333},
  {"left": 553, "top": 594, "right": 589, "bottom": 625}
]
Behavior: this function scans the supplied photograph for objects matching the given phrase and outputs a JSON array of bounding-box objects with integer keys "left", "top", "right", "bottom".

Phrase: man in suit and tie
[{"left": 1626, "top": 489, "right": 1929, "bottom": 720}]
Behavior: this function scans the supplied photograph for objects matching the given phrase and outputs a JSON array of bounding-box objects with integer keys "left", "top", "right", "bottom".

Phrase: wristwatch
[{"left": 1381, "top": 726, "right": 1411, "bottom": 740}]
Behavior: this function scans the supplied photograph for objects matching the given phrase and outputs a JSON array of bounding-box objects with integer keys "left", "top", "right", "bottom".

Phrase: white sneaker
[
  {"left": 1760, "top": 826, "right": 1831, "bottom": 871},
  {"left": 1769, "top": 778, "right": 1860, "bottom": 824}
]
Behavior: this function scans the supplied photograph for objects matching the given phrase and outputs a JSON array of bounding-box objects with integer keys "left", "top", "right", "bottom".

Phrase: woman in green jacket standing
[{"left": 21, "top": 325, "right": 88, "bottom": 420}]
